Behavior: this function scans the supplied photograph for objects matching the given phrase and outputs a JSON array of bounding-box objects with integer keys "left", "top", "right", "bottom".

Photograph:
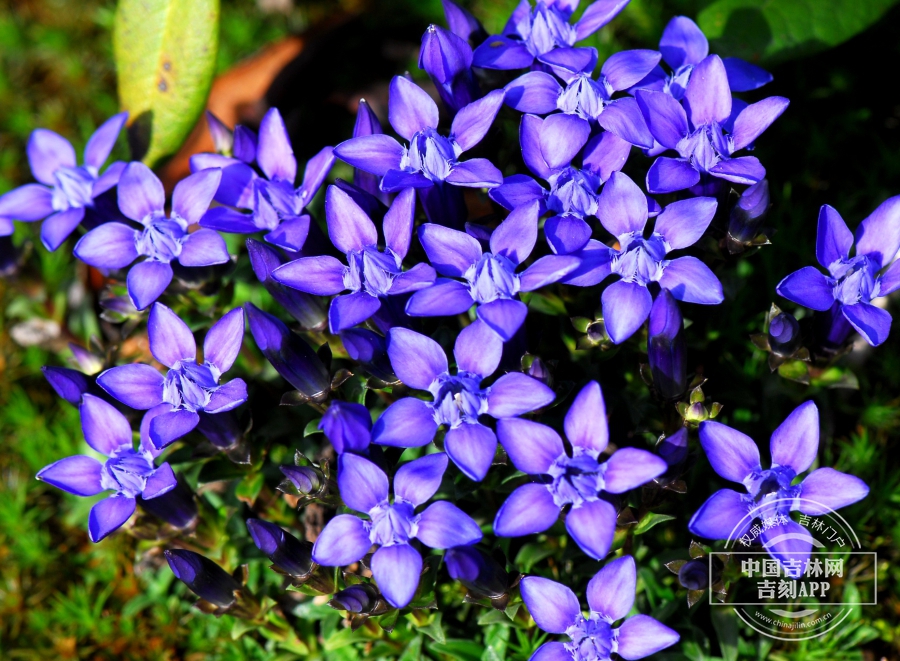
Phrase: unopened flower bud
[
  {"left": 246, "top": 240, "right": 327, "bottom": 330},
  {"left": 648, "top": 290, "right": 686, "bottom": 400},
  {"left": 246, "top": 519, "right": 314, "bottom": 577},
  {"left": 728, "top": 179, "right": 769, "bottom": 244},
  {"left": 41, "top": 366, "right": 92, "bottom": 406},
  {"left": 232, "top": 125, "right": 257, "bottom": 164},
  {"left": 419, "top": 24, "right": 480, "bottom": 113},
  {"left": 205, "top": 111, "right": 233, "bottom": 156},
  {"left": 165, "top": 549, "right": 242, "bottom": 608},
  {"left": 280, "top": 465, "right": 323, "bottom": 495},
  {"left": 139, "top": 478, "right": 198, "bottom": 529},
  {"left": 677, "top": 559, "right": 709, "bottom": 591},
  {"left": 768, "top": 312, "right": 801, "bottom": 357},
  {"left": 445, "top": 546, "right": 509, "bottom": 599},
  {"left": 330, "top": 583, "right": 381, "bottom": 613}
]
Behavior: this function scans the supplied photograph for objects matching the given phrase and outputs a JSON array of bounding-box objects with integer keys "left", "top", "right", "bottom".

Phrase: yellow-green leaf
[{"left": 114, "top": 0, "right": 220, "bottom": 166}]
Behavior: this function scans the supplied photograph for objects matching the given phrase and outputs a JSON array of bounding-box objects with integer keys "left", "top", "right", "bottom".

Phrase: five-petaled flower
[
  {"left": 96, "top": 303, "right": 247, "bottom": 449},
  {"left": 372, "top": 323, "right": 556, "bottom": 481},
  {"left": 311, "top": 452, "right": 482, "bottom": 608},
  {"left": 37, "top": 394, "right": 177, "bottom": 542},
  {"left": 74, "top": 162, "right": 230, "bottom": 310},
  {"left": 333, "top": 76, "right": 505, "bottom": 227},
  {"left": 494, "top": 381, "right": 667, "bottom": 559},
  {"left": 689, "top": 401, "right": 869, "bottom": 574},
  {"left": 0, "top": 113, "right": 128, "bottom": 251},
  {"left": 636, "top": 55, "right": 789, "bottom": 194},
  {"left": 776, "top": 197, "right": 900, "bottom": 347},
  {"left": 271, "top": 185, "right": 436, "bottom": 333},
  {"left": 519, "top": 555, "right": 680, "bottom": 661}
]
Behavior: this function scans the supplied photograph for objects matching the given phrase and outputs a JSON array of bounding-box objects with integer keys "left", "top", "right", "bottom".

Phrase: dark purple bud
[
  {"left": 768, "top": 312, "right": 801, "bottom": 357},
  {"left": 445, "top": 546, "right": 509, "bottom": 598},
  {"left": 246, "top": 239, "right": 327, "bottom": 330},
  {"left": 442, "top": 0, "right": 487, "bottom": 43},
  {"left": 340, "top": 329, "right": 395, "bottom": 383},
  {"left": 330, "top": 583, "right": 381, "bottom": 613},
  {"left": 233, "top": 125, "right": 257, "bottom": 164},
  {"left": 648, "top": 290, "right": 687, "bottom": 400},
  {"left": 658, "top": 427, "right": 688, "bottom": 467},
  {"left": 139, "top": 478, "right": 198, "bottom": 529},
  {"left": 677, "top": 558, "right": 709, "bottom": 591},
  {"left": 419, "top": 24, "right": 480, "bottom": 113},
  {"left": 728, "top": 179, "right": 769, "bottom": 243},
  {"left": 164, "top": 549, "right": 242, "bottom": 608},
  {"left": 41, "top": 366, "right": 92, "bottom": 406},
  {"left": 525, "top": 356, "right": 553, "bottom": 387},
  {"left": 320, "top": 401, "right": 372, "bottom": 454},
  {"left": 196, "top": 410, "right": 243, "bottom": 450},
  {"left": 280, "top": 465, "right": 323, "bottom": 494},
  {"left": 244, "top": 303, "right": 330, "bottom": 399},
  {"left": 246, "top": 519, "right": 314, "bottom": 577},
  {"left": 815, "top": 301, "right": 854, "bottom": 350},
  {"left": 205, "top": 111, "right": 233, "bottom": 156}
]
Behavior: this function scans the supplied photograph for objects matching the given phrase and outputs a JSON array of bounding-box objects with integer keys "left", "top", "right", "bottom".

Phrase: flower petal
[
  {"left": 597, "top": 97, "right": 654, "bottom": 149},
  {"left": 273, "top": 255, "right": 347, "bottom": 295},
  {"left": 688, "top": 488, "right": 752, "bottom": 539},
  {"left": 730, "top": 96, "right": 790, "bottom": 152},
  {"left": 603, "top": 448, "right": 668, "bottom": 493},
  {"left": 127, "top": 260, "right": 173, "bottom": 310},
  {"left": 855, "top": 195, "right": 900, "bottom": 269},
  {"left": 587, "top": 554, "right": 636, "bottom": 619},
  {"left": 776, "top": 266, "right": 834, "bottom": 311},
  {"left": 816, "top": 204, "right": 853, "bottom": 269},
  {"left": 389, "top": 76, "right": 439, "bottom": 141},
  {"left": 646, "top": 156, "right": 700, "bottom": 194},
  {"left": 769, "top": 401, "right": 819, "bottom": 475},
  {"left": 658, "top": 256, "right": 724, "bottom": 305},
  {"left": 418, "top": 224, "right": 482, "bottom": 277},
  {"left": 698, "top": 420, "right": 761, "bottom": 483},
  {"left": 204, "top": 307, "right": 244, "bottom": 374},
  {"left": 338, "top": 452, "right": 389, "bottom": 513},
  {"left": 27, "top": 129, "right": 76, "bottom": 185},
  {"left": 635, "top": 90, "right": 689, "bottom": 151},
  {"left": 574, "top": 0, "right": 629, "bottom": 40},
  {"left": 205, "top": 379, "right": 248, "bottom": 414},
  {"left": 476, "top": 298, "right": 528, "bottom": 341},
  {"left": 178, "top": 229, "right": 230, "bottom": 267},
  {"left": 329, "top": 291, "right": 382, "bottom": 333},
  {"left": 118, "top": 162, "right": 165, "bottom": 222},
  {"left": 659, "top": 16, "right": 708, "bottom": 69},
  {"left": 416, "top": 500, "right": 483, "bottom": 548},
  {"left": 97, "top": 364, "right": 165, "bottom": 410},
  {"left": 173, "top": 169, "right": 222, "bottom": 226},
  {"left": 583, "top": 130, "right": 632, "bottom": 181},
  {"left": 445, "top": 158, "right": 504, "bottom": 188},
  {"left": 519, "top": 255, "right": 581, "bottom": 291},
  {"left": 372, "top": 397, "right": 439, "bottom": 448},
  {"left": 564, "top": 381, "right": 608, "bottom": 453},
  {"left": 617, "top": 615, "right": 680, "bottom": 659},
  {"left": 334, "top": 135, "right": 405, "bottom": 177},
  {"left": 654, "top": 197, "right": 717, "bottom": 250},
  {"left": 311, "top": 514, "right": 372, "bottom": 566},
  {"left": 257, "top": 108, "right": 297, "bottom": 182},
  {"left": 325, "top": 185, "right": 378, "bottom": 254},
  {"left": 490, "top": 200, "right": 539, "bottom": 265},
  {"left": 519, "top": 576, "right": 580, "bottom": 634},
  {"left": 723, "top": 57, "right": 772, "bottom": 92},
  {"left": 520, "top": 114, "right": 552, "bottom": 179},
  {"left": 88, "top": 495, "right": 136, "bottom": 542},
  {"left": 843, "top": 302, "right": 892, "bottom": 346},
  {"left": 41, "top": 207, "right": 85, "bottom": 252},
  {"left": 601, "top": 279, "right": 652, "bottom": 344},
  {"left": 566, "top": 498, "right": 618, "bottom": 560},
  {"left": 454, "top": 319, "right": 502, "bottom": 377},
  {"left": 709, "top": 156, "right": 765, "bottom": 185},
  {"left": 37, "top": 455, "right": 104, "bottom": 497},
  {"left": 142, "top": 463, "right": 177, "bottom": 499},
  {"left": 684, "top": 55, "right": 731, "bottom": 127},
  {"left": 149, "top": 409, "right": 200, "bottom": 449},
  {"left": 559, "top": 240, "right": 613, "bottom": 286},
  {"left": 84, "top": 112, "right": 128, "bottom": 169},
  {"left": 80, "top": 393, "right": 132, "bottom": 455},
  {"left": 148, "top": 303, "right": 196, "bottom": 368},
  {"left": 445, "top": 423, "right": 497, "bottom": 481},
  {"left": 494, "top": 483, "right": 559, "bottom": 536},
  {"left": 504, "top": 72, "right": 562, "bottom": 114},
  {"left": 530, "top": 642, "right": 570, "bottom": 661},
  {"left": 0, "top": 184, "right": 54, "bottom": 221},
  {"left": 540, "top": 114, "right": 591, "bottom": 170},
  {"left": 394, "top": 453, "right": 448, "bottom": 506},
  {"left": 472, "top": 35, "right": 535, "bottom": 70},
  {"left": 544, "top": 216, "right": 592, "bottom": 255},
  {"left": 490, "top": 174, "right": 546, "bottom": 211},
  {"left": 451, "top": 89, "right": 505, "bottom": 152},
  {"left": 760, "top": 519, "right": 812, "bottom": 578},
  {"left": 602, "top": 49, "right": 662, "bottom": 92},
  {"left": 406, "top": 279, "right": 474, "bottom": 317},
  {"left": 487, "top": 372, "right": 555, "bottom": 418},
  {"left": 387, "top": 327, "right": 448, "bottom": 390},
  {"left": 497, "top": 418, "right": 564, "bottom": 475},
  {"left": 595, "top": 171, "right": 647, "bottom": 238},
  {"left": 384, "top": 187, "right": 416, "bottom": 259},
  {"left": 371, "top": 543, "right": 422, "bottom": 608},
  {"left": 799, "top": 468, "right": 870, "bottom": 516}
]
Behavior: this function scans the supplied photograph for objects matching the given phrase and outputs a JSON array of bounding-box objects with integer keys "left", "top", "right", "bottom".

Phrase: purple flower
[
  {"left": 311, "top": 452, "right": 482, "bottom": 608},
  {"left": 247, "top": 518, "right": 314, "bottom": 577},
  {"left": 648, "top": 289, "right": 686, "bottom": 400},
  {"left": 566, "top": 172, "right": 721, "bottom": 343},
  {"left": 194, "top": 108, "right": 335, "bottom": 253},
  {"left": 407, "top": 201, "right": 580, "bottom": 339},
  {"left": 0, "top": 113, "right": 128, "bottom": 251},
  {"left": 505, "top": 47, "right": 659, "bottom": 151},
  {"left": 246, "top": 238, "right": 327, "bottom": 330},
  {"left": 351, "top": 100, "right": 388, "bottom": 202},
  {"left": 97, "top": 303, "right": 247, "bottom": 450},
  {"left": 333, "top": 76, "right": 505, "bottom": 227},
  {"left": 36, "top": 394, "right": 177, "bottom": 542},
  {"left": 635, "top": 55, "right": 789, "bottom": 194},
  {"left": 74, "top": 162, "right": 229, "bottom": 310},
  {"left": 490, "top": 115, "right": 632, "bottom": 254},
  {"left": 442, "top": 0, "right": 487, "bottom": 43},
  {"left": 519, "top": 556, "right": 679, "bottom": 661},
  {"left": 689, "top": 401, "right": 869, "bottom": 574},
  {"left": 494, "top": 381, "right": 667, "bottom": 559},
  {"left": 632, "top": 16, "right": 772, "bottom": 101},
  {"left": 165, "top": 549, "right": 242, "bottom": 608},
  {"left": 420, "top": 24, "right": 481, "bottom": 113},
  {"left": 372, "top": 323, "right": 555, "bottom": 481},
  {"left": 271, "top": 185, "right": 435, "bottom": 333},
  {"left": 776, "top": 198, "right": 900, "bottom": 347},
  {"left": 471, "top": 0, "right": 629, "bottom": 71},
  {"left": 320, "top": 401, "right": 372, "bottom": 455}
]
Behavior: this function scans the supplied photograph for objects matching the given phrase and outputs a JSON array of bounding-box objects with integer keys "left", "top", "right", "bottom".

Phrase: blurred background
[{"left": 2, "top": 0, "right": 900, "bottom": 659}]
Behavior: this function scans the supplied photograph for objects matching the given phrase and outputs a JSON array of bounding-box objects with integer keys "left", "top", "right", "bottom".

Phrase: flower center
[
  {"left": 677, "top": 123, "right": 729, "bottom": 173},
  {"left": 403, "top": 128, "right": 461, "bottom": 182},
  {"left": 517, "top": 2, "right": 576, "bottom": 57},
  {"left": 557, "top": 75, "right": 613, "bottom": 121},
  {"left": 135, "top": 218, "right": 186, "bottom": 262},
  {"left": 565, "top": 614, "right": 617, "bottom": 661},
  {"left": 163, "top": 361, "right": 220, "bottom": 412},
  {"left": 428, "top": 372, "right": 489, "bottom": 428},
  {"left": 742, "top": 465, "right": 799, "bottom": 519},
  {"left": 611, "top": 233, "right": 668, "bottom": 285},
  {"left": 101, "top": 446, "right": 155, "bottom": 498},
  {"left": 547, "top": 450, "right": 606, "bottom": 508},
  {"left": 368, "top": 501, "right": 417, "bottom": 546},
  {"left": 344, "top": 246, "right": 402, "bottom": 297},
  {"left": 52, "top": 166, "right": 96, "bottom": 211},
  {"left": 464, "top": 253, "right": 520, "bottom": 304},
  {"left": 829, "top": 255, "right": 876, "bottom": 305},
  {"left": 547, "top": 167, "right": 602, "bottom": 217}
]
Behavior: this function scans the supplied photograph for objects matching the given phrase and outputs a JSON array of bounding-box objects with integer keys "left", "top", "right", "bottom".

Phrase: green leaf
[
  {"left": 113, "top": 0, "right": 220, "bottom": 166},
  {"left": 514, "top": 543, "right": 556, "bottom": 573},
  {"left": 633, "top": 512, "right": 676, "bottom": 536},
  {"left": 710, "top": 607, "right": 738, "bottom": 661},
  {"left": 417, "top": 612, "right": 446, "bottom": 644},
  {"left": 481, "top": 624, "right": 510, "bottom": 661},
  {"left": 698, "top": 0, "right": 900, "bottom": 66},
  {"left": 235, "top": 471, "right": 264, "bottom": 505},
  {"left": 304, "top": 418, "right": 323, "bottom": 436},
  {"left": 777, "top": 359, "right": 810, "bottom": 385}
]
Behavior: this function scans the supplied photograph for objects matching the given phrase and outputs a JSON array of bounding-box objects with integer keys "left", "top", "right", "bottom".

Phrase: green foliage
[{"left": 113, "top": 0, "right": 220, "bottom": 166}]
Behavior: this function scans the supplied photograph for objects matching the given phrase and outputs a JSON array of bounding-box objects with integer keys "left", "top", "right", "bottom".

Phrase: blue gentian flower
[
  {"left": 776, "top": 198, "right": 900, "bottom": 347},
  {"left": 333, "top": 76, "right": 505, "bottom": 227},
  {"left": 472, "top": 0, "right": 629, "bottom": 71},
  {"left": 319, "top": 401, "right": 373, "bottom": 455},
  {"left": 37, "top": 394, "right": 177, "bottom": 542},
  {"left": 372, "top": 324, "right": 556, "bottom": 481},
  {"left": 505, "top": 47, "right": 660, "bottom": 152},
  {"left": 246, "top": 238, "right": 327, "bottom": 330},
  {"left": 165, "top": 549, "right": 243, "bottom": 608},
  {"left": 494, "top": 381, "right": 667, "bottom": 559},
  {"left": 311, "top": 452, "right": 482, "bottom": 608},
  {"left": 632, "top": 16, "right": 772, "bottom": 102},
  {"left": 565, "top": 172, "right": 721, "bottom": 343},
  {"left": 194, "top": 108, "right": 335, "bottom": 252},
  {"left": 689, "top": 401, "right": 869, "bottom": 574},
  {"left": 97, "top": 304, "right": 247, "bottom": 449},
  {"left": 635, "top": 55, "right": 789, "bottom": 194},
  {"left": 271, "top": 185, "right": 436, "bottom": 333},
  {"left": 490, "top": 114, "right": 632, "bottom": 254},
  {"left": 0, "top": 113, "right": 128, "bottom": 250},
  {"left": 247, "top": 518, "right": 314, "bottom": 577},
  {"left": 74, "top": 162, "right": 229, "bottom": 310},
  {"left": 519, "top": 556, "right": 679, "bottom": 661},
  {"left": 420, "top": 24, "right": 481, "bottom": 113},
  {"left": 407, "top": 200, "right": 580, "bottom": 339}
]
